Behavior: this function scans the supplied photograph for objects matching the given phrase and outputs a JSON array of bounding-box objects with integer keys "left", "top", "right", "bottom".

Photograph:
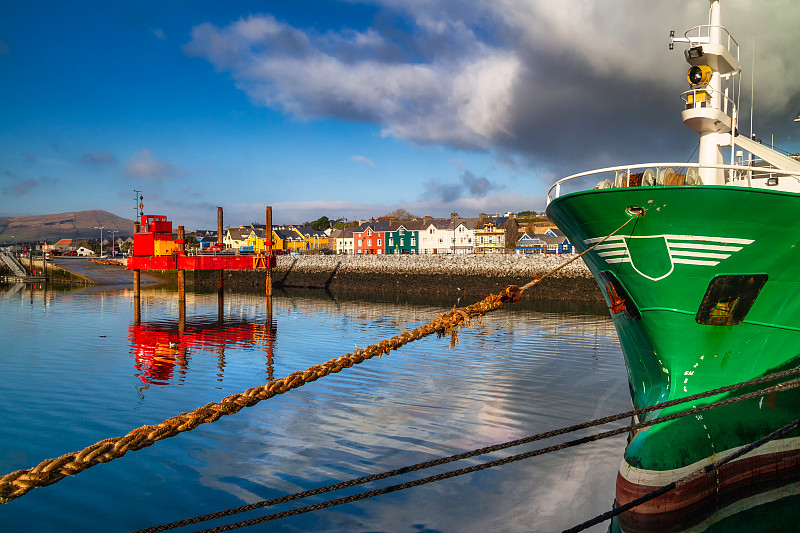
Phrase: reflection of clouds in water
[{"left": 175, "top": 292, "right": 628, "bottom": 531}]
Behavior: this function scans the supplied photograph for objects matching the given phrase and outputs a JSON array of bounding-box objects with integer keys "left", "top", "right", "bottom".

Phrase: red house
[{"left": 352, "top": 222, "right": 390, "bottom": 255}]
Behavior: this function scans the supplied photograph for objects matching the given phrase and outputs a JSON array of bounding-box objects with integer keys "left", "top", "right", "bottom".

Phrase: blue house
[
  {"left": 515, "top": 228, "right": 573, "bottom": 254},
  {"left": 543, "top": 228, "right": 573, "bottom": 254},
  {"left": 515, "top": 232, "right": 546, "bottom": 254}
]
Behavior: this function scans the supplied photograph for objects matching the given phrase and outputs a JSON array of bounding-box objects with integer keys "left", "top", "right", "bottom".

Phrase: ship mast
[{"left": 673, "top": 0, "right": 740, "bottom": 185}]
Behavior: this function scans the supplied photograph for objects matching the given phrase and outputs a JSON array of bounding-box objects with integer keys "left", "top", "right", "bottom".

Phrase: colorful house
[
  {"left": 515, "top": 233, "right": 547, "bottom": 254},
  {"left": 541, "top": 228, "right": 573, "bottom": 254},
  {"left": 353, "top": 222, "right": 389, "bottom": 254},
  {"left": 450, "top": 218, "right": 477, "bottom": 254},
  {"left": 333, "top": 226, "right": 356, "bottom": 254},
  {"left": 198, "top": 234, "right": 219, "bottom": 250},
  {"left": 224, "top": 227, "right": 265, "bottom": 251},
  {"left": 195, "top": 230, "right": 218, "bottom": 250},
  {"left": 418, "top": 219, "right": 451, "bottom": 254},
  {"left": 271, "top": 227, "right": 306, "bottom": 253},
  {"left": 292, "top": 226, "right": 329, "bottom": 251},
  {"left": 385, "top": 221, "right": 421, "bottom": 254},
  {"left": 474, "top": 220, "right": 506, "bottom": 254},
  {"left": 416, "top": 213, "right": 478, "bottom": 254},
  {"left": 53, "top": 238, "right": 77, "bottom": 254}
]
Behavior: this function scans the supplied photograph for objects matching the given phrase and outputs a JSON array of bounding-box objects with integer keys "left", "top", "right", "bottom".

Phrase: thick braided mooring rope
[{"left": 0, "top": 216, "right": 640, "bottom": 504}]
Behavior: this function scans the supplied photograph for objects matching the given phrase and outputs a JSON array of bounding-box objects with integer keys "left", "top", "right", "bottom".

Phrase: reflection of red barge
[
  {"left": 126, "top": 214, "right": 275, "bottom": 271},
  {"left": 129, "top": 320, "right": 276, "bottom": 385}
]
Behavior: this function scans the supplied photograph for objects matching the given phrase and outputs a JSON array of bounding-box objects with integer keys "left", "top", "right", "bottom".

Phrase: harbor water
[{"left": 0, "top": 283, "right": 651, "bottom": 531}]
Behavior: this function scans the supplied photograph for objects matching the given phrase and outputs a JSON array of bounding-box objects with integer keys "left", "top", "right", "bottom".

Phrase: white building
[
  {"left": 76, "top": 246, "right": 95, "bottom": 256},
  {"left": 418, "top": 215, "right": 476, "bottom": 254}
]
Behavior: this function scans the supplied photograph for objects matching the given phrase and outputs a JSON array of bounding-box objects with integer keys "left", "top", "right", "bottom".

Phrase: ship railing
[
  {"left": 682, "top": 24, "right": 739, "bottom": 60},
  {"left": 681, "top": 87, "right": 737, "bottom": 119},
  {"left": 546, "top": 162, "right": 800, "bottom": 204}
]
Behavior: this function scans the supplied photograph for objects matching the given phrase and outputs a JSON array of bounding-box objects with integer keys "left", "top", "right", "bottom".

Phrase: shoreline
[
  {"left": 2, "top": 253, "right": 605, "bottom": 303},
  {"left": 160, "top": 254, "right": 604, "bottom": 302}
]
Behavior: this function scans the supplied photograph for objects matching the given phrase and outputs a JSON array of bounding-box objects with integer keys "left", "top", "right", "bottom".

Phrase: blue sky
[{"left": 2, "top": 1, "right": 799, "bottom": 229}]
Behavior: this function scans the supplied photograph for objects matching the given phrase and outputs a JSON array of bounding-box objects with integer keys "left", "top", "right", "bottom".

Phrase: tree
[
  {"left": 384, "top": 208, "right": 420, "bottom": 220},
  {"left": 309, "top": 216, "right": 331, "bottom": 231}
]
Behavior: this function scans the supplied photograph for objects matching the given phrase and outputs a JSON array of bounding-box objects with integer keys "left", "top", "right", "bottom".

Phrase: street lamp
[
  {"left": 108, "top": 230, "right": 118, "bottom": 257},
  {"left": 95, "top": 226, "right": 104, "bottom": 257}
]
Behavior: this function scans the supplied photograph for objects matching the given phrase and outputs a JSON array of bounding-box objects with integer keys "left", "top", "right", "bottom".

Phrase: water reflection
[
  {"left": 128, "top": 318, "right": 276, "bottom": 386},
  {"left": 6, "top": 282, "right": 800, "bottom": 531},
  {"left": 613, "top": 477, "right": 800, "bottom": 532}
]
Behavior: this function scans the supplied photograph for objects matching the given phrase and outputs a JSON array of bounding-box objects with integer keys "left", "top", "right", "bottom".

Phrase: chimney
[
  {"left": 450, "top": 212, "right": 458, "bottom": 224},
  {"left": 423, "top": 216, "right": 432, "bottom": 226}
]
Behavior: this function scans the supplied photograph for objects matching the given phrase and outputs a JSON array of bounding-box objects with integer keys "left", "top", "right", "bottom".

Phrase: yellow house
[
  {"left": 266, "top": 227, "right": 305, "bottom": 252},
  {"left": 474, "top": 221, "right": 506, "bottom": 254},
  {"left": 292, "top": 226, "right": 329, "bottom": 251},
  {"left": 225, "top": 227, "right": 264, "bottom": 251}
]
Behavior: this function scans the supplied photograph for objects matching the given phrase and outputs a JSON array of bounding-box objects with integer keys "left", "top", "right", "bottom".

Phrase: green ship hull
[{"left": 546, "top": 184, "right": 800, "bottom": 520}]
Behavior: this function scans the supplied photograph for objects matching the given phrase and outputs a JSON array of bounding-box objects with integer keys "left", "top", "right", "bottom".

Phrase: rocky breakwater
[{"left": 195, "top": 253, "right": 603, "bottom": 302}]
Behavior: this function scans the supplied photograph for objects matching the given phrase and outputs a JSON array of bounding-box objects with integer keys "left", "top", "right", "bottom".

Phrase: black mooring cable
[{"left": 133, "top": 373, "right": 800, "bottom": 533}]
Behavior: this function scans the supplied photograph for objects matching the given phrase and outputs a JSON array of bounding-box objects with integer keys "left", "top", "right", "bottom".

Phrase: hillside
[{"left": 0, "top": 210, "right": 134, "bottom": 243}]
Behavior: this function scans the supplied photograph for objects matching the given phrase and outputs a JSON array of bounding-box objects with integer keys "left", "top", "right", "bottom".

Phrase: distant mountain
[{"left": 0, "top": 210, "right": 135, "bottom": 243}]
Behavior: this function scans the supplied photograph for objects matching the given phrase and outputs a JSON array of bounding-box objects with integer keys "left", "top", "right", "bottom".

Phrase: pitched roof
[
  {"left": 451, "top": 217, "right": 479, "bottom": 230},
  {"left": 538, "top": 234, "right": 569, "bottom": 244},
  {"left": 293, "top": 226, "right": 327, "bottom": 238},
  {"left": 353, "top": 221, "right": 390, "bottom": 234},
  {"left": 273, "top": 228, "right": 303, "bottom": 241},
  {"left": 388, "top": 220, "right": 425, "bottom": 231},
  {"left": 422, "top": 219, "right": 451, "bottom": 230},
  {"left": 226, "top": 227, "right": 252, "bottom": 240}
]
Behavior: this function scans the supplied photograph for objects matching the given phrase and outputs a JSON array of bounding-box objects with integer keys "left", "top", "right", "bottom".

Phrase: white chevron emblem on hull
[{"left": 584, "top": 234, "right": 754, "bottom": 281}]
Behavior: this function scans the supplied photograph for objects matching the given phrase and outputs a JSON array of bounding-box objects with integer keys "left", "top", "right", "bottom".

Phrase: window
[
  {"left": 696, "top": 274, "right": 768, "bottom": 326},
  {"left": 411, "top": 238, "right": 416, "bottom": 245},
  {"left": 367, "top": 239, "right": 372, "bottom": 246},
  {"left": 399, "top": 228, "right": 405, "bottom": 236},
  {"left": 377, "top": 239, "right": 382, "bottom": 246},
  {"left": 389, "top": 238, "right": 394, "bottom": 246}
]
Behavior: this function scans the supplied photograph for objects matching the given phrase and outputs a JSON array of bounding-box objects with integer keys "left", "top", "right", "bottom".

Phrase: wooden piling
[
  {"left": 177, "top": 226, "right": 186, "bottom": 304},
  {"left": 217, "top": 207, "right": 224, "bottom": 322},
  {"left": 265, "top": 206, "right": 273, "bottom": 297},
  {"left": 133, "top": 273, "right": 141, "bottom": 324}
]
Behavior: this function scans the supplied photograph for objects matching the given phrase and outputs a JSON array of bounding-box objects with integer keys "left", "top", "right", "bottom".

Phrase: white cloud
[
  {"left": 184, "top": 13, "right": 520, "bottom": 150},
  {"left": 184, "top": 1, "right": 800, "bottom": 175},
  {"left": 352, "top": 155, "right": 375, "bottom": 167},
  {"left": 124, "top": 149, "right": 183, "bottom": 181}
]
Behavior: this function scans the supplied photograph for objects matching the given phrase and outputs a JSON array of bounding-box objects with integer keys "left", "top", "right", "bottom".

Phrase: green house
[{"left": 385, "top": 221, "right": 421, "bottom": 254}]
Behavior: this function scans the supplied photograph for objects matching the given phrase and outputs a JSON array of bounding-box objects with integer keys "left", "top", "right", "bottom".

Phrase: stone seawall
[{"left": 173, "top": 254, "right": 604, "bottom": 302}]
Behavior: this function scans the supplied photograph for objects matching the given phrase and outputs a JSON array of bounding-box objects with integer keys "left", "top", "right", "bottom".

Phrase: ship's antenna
[{"left": 750, "top": 34, "right": 755, "bottom": 139}]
